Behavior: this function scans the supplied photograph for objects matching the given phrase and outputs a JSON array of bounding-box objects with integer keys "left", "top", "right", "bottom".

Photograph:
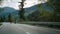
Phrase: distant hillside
[
  {"left": 0, "top": 5, "right": 37, "bottom": 17},
  {"left": 0, "top": 2, "right": 55, "bottom": 18},
  {"left": 27, "top": 2, "right": 55, "bottom": 22},
  {"left": 0, "top": 7, "right": 18, "bottom": 17}
]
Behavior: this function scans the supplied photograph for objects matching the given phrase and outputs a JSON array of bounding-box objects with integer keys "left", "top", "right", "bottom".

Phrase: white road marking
[{"left": 26, "top": 32, "right": 30, "bottom": 34}]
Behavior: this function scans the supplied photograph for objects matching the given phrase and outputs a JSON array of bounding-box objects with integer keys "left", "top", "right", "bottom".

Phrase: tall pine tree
[{"left": 18, "top": 0, "right": 26, "bottom": 21}]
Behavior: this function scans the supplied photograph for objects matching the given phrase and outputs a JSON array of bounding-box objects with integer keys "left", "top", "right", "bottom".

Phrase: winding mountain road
[{"left": 0, "top": 23, "right": 60, "bottom": 34}]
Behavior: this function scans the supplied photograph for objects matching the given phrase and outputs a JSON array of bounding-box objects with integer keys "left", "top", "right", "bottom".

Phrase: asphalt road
[{"left": 0, "top": 23, "right": 60, "bottom": 34}]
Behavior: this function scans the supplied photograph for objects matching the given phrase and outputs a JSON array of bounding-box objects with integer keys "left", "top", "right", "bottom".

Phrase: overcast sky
[{"left": 0, "top": 0, "right": 47, "bottom": 9}]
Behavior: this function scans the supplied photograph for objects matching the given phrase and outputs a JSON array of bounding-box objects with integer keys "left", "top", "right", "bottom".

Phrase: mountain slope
[
  {"left": 0, "top": 2, "right": 54, "bottom": 17},
  {"left": 0, "top": 5, "right": 37, "bottom": 17}
]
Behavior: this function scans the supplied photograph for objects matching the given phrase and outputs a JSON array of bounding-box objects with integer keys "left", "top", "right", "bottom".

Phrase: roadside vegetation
[{"left": 0, "top": 0, "right": 60, "bottom": 29}]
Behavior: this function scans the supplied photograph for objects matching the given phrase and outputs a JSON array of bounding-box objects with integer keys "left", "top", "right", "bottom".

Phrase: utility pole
[{"left": 18, "top": 0, "right": 25, "bottom": 21}]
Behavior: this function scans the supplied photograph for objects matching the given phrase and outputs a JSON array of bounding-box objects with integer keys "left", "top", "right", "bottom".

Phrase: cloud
[{"left": 1, "top": 0, "right": 47, "bottom": 10}]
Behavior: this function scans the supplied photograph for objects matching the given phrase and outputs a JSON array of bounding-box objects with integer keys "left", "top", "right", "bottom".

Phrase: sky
[{"left": 0, "top": 0, "right": 47, "bottom": 10}]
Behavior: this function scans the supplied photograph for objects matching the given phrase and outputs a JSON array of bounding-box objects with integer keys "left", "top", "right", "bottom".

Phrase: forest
[{"left": 0, "top": 0, "right": 60, "bottom": 22}]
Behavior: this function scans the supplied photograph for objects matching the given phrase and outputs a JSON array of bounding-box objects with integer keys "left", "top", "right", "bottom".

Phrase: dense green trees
[
  {"left": 0, "top": 13, "right": 15, "bottom": 22},
  {"left": 28, "top": 0, "right": 60, "bottom": 22},
  {"left": 0, "top": 17, "right": 4, "bottom": 22},
  {"left": 28, "top": 10, "right": 53, "bottom": 22},
  {"left": 47, "top": 0, "right": 60, "bottom": 21},
  {"left": 0, "top": 0, "right": 60, "bottom": 22},
  {"left": 54, "top": 0, "right": 60, "bottom": 21},
  {"left": 7, "top": 13, "right": 15, "bottom": 22}
]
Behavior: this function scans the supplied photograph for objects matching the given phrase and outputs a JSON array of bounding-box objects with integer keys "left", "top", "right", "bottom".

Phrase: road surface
[{"left": 0, "top": 23, "right": 60, "bottom": 34}]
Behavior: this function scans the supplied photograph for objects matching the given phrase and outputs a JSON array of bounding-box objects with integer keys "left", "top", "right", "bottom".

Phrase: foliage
[
  {"left": 18, "top": 0, "right": 26, "bottom": 21},
  {"left": 7, "top": 13, "right": 15, "bottom": 22},
  {"left": 28, "top": 2, "right": 55, "bottom": 22},
  {"left": 28, "top": 0, "right": 60, "bottom": 22},
  {"left": 47, "top": 0, "right": 60, "bottom": 21},
  {"left": 0, "top": 17, "right": 3, "bottom": 22}
]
